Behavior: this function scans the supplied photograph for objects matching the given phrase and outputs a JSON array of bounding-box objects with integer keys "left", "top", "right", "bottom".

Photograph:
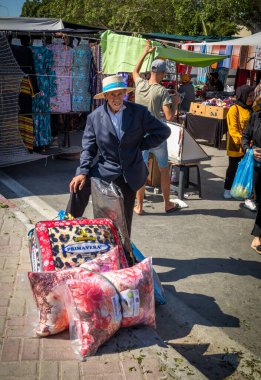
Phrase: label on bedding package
[
  {"left": 120, "top": 289, "right": 140, "bottom": 318},
  {"left": 111, "top": 294, "right": 122, "bottom": 322},
  {"left": 64, "top": 242, "right": 110, "bottom": 254}
]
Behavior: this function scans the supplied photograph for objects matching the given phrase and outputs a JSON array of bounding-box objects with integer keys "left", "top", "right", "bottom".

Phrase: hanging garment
[
  {"left": 18, "top": 78, "right": 34, "bottom": 150},
  {"left": 231, "top": 46, "right": 241, "bottom": 70},
  {"left": 31, "top": 46, "right": 56, "bottom": 147},
  {"left": 239, "top": 46, "right": 249, "bottom": 69},
  {"left": 235, "top": 69, "right": 248, "bottom": 88},
  {"left": 218, "top": 45, "right": 233, "bottom": 69},
  {"left": 91, "top": 44, "right": 104, "bottom": 108},
  {"left": 11, "top": 45, "right": 39, "bottom": 150},
  {"left": 72, "top": 42, "right": 92, "bottom": 112},
  {"left": 50, "top": 43, "right": 73, "bottom": 112},
  {"left": 246, "top": 46, "right": 256, "bottom": 71},
  {"left": 197, "top": 45, "right": 208, "bottom": 83},
  {"left": 254, "top": 46, "right": 261, "bottom": 71}
]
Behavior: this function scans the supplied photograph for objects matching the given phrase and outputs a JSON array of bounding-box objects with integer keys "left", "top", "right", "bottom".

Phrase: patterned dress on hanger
[
  {"left": 31, "top": 46, "right": 56, "bottom": 147},
  {"left": 72, "top": 43, "right": 93, "bottom": 112},
  {"left": 50, "top": 43, "right": 73, "bottom": 112}
]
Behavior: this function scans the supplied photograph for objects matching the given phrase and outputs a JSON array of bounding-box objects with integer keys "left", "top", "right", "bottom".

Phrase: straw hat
[{"left": 93, "top": 75, "right": 135, "bottom": 99}]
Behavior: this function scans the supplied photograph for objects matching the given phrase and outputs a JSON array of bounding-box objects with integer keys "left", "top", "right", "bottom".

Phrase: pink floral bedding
[{"left": 28, "top": 247, "right": 120, "bottom": 336}]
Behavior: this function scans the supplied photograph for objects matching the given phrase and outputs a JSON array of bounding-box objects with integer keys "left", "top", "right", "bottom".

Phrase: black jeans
[
  {"left": 252, "top": 203, "right": 261, "bottom": 237},
  {"left": 253, "top": 166, "right": 261, "bottom": 205},
  {"left": 224, "top": 156, "right": 242, "bottom": 190},
  {"left": 66, "top": 176, "right": 136, "bottom": 237}
]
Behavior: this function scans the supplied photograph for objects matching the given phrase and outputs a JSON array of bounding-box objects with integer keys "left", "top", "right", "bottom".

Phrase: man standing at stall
[
  {"left": 133, "top": 41, "right": 179, "bottom": 215},
  {"left": 67, "top": 74, "right": 170, "bottom": 235}
]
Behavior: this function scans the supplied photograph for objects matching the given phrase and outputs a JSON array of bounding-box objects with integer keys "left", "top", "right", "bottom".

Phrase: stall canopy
[
  {"left": 185, "top": 31, "right": 261, "bottom": 46},
  {"left": 0, "top": 17, "right": 64, "bottom": 31},
  {"left": 101, "top": 30, "right": 229, "bottom": 73}
]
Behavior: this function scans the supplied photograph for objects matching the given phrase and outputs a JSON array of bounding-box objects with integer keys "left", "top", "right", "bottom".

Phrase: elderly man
[
  {"left": 67, "top": 75, "right": 170, "bottom": 235},
  {"left": 133, "top": 41, "right": 179, "bottom": 215}
]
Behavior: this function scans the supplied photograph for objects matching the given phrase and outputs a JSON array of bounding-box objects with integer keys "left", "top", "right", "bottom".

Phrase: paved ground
[
  {"left": 0, "top": 198, "right": 202, "bottom": 380},
  {"left": 0, "top": 136, "right": 261, "bottom": 379}
]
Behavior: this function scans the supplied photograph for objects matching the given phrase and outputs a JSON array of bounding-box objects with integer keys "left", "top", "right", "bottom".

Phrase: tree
[{"left": 21, "top": 0, "right": 261, "bottom": 35}]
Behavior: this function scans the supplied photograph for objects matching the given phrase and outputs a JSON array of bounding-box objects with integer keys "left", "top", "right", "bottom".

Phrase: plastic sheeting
[
  {"left": 91, "top": 177, "right": 135, "bottom": 266},
  {"left": 0, "top": 17, "right": 64, "bottom": 31},
  {"left": 185, "top": 31, "right": 261, "bottom": 46}
]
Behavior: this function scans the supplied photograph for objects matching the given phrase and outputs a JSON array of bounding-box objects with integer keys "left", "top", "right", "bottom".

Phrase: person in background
[
  {"left": 242, "top": 111, "right": 261, "bottom": 254},
  {"left": 202, "top": 72, "right": 224, "bottom": 94},
  {"left": 178, "top": 73, "right": 195, "bottom": 113},
  {"left": 254, "top": 79, "right": 261, "bottom": 100},
  {"left": 132, "top": 41, "right": 179, "bottom": 215},
  {"left": 253, "top": 80, "right": 261, "bottom": 112},
  {"left": 224, "top": 85, "right": 255, "bottom": 201},
  {"left": 67, "top": 75, "right": 170, "bottom": 235}
]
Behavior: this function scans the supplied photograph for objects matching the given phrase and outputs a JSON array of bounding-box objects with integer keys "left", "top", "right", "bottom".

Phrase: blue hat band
[{"left": 103, "top": 82, "right": 126, "bottom": 92}]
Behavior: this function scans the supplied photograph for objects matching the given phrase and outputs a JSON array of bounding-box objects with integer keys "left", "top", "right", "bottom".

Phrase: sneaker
[
  {"left": 224, "top": 189, "right": 232, "bottom": 199},
  {"left": 244, "top": 199, "right": 257, "bottom": 211}
]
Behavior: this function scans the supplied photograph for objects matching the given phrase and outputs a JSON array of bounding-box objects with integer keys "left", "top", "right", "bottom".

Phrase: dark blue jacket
[{"left": 76, "top": 101, "right": 171, "bottom": 191}]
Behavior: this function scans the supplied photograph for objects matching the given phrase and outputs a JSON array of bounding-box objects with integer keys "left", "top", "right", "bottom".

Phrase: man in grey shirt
[{"left": 133, "top": 41, "right": 179, "bottom": 215}]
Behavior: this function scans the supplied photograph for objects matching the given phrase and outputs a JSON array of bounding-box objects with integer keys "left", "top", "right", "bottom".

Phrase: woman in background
[
  {"left": 224, "top": 85, "right": 254, "bottom": 199},
  {"left": 242, "top": 111, "right": 261, "bottom": 254}
]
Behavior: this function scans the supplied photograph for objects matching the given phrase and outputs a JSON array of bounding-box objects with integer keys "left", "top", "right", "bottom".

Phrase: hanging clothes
[
  {"left": 197, "top": 45, "right": 208, "bottom": 83},
  {"left": 72, "top": 42, "right": 92, "bottom": 112},
  {"left": 91, "top": 44, "right": 104, "bottom": 108},
  {"left": 11, "top": 44, "right": 39, "bottom": 150},
  {"left": 235, "top": 69, "right": 248, "bottom": 88},
  {"left": 254, "top": 46, "right": 261, "bottom": 70},
  {"left": 218, "top": 45, "right": 233, "bottom": 69},
  {"left": 50, "top": 42, "right": 73, "bottom": 112},
  {"left": 246, "top": 46, "right": 255, "bottom": 71},
  {"left": 231, "top": 46, "right": 241, "bottom": 70},
  {"left": 239, "top": 46, "right": 249, "bottom": 69},
  {"left": 31, "top": 46, "right": 56, "bottom": 147}
]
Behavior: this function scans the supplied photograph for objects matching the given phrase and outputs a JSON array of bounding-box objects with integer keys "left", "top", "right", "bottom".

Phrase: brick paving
[{"left": 0, "top": 202, "right": 202, "bottom": 380}]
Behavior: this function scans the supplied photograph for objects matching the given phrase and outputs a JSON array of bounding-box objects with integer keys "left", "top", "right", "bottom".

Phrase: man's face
[{"left": 105, "top": 90, "right": 127, "bottom": 113}]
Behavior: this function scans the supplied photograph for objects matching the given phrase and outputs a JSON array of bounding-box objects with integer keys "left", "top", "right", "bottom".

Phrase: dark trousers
[
  {"left": 252, "top": 203, "right": 261, "bottom": 237},
  {"left": 251, "top": 167, "right": 261, "bottom": 237},
  {"left": 66, "top": 176, "right": 136, "bottom": 237},
  {"left": 253, "top": 166, "right": 261, "bottom": 205},
  {"left": 224, "top": 156, "right": 242, "bottom": 190}
]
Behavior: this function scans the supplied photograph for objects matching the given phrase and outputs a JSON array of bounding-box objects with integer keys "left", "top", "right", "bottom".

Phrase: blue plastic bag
[
  {"left": 131, "top": 242, "right": 166, "bottom": 305},
  {"left": 230, "top": 149, "right": 254, "bottom": 200}
]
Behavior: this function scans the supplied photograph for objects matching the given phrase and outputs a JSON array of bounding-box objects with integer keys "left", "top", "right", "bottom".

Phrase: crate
[
  {"left": 189, "top": 102, "right": 206, "bottom": 116},
  {"left": 205, "top": 106, "right": 228, "bottom": 119}
]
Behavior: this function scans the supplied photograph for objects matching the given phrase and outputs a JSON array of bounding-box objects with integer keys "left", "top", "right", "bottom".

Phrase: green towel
[
  {"left": 101, "top": 30, "right": 159, "bottom": 74},
  {"left": 156, "top": 45, "right": 228, "bottom": 67},
  {"left": 101, "top": 30, "right": 229, "bottom": 74}
]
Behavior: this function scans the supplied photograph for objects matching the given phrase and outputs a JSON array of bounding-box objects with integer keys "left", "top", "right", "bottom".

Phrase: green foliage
[{"left": 21, "top": 0, "right": 261, "bottom": 36}]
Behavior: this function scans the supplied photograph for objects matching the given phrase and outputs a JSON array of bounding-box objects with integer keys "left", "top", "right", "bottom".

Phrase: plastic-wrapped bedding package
[
  {"left": 28, "top": 217, "right": 128, "bottom": 272},
  {"left": 131, "top": 242, "right": 166, "bottom": 305},
  {"left": 66, "top": 272, "right": 122, "bottom": 360},
  {"left": 103, "top": 257, "right": 156, "bottom": 328},
  {"left": 65, "top": 257, "right": 155, "bottom": 360},
  {"left": 28, "top": 247, "right": 120, "bottom": 337},
  {"left": 91, "top": 177, "right": 135, "bottom": 266}
]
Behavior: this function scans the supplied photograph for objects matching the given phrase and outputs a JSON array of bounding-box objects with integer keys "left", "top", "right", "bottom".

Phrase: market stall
[
  {"left": 185, "top": 113, "right": 227, "bottom": 149},
  {"left": 182, "top": 32, "right": 261, "bottom": 149},
  {"left": 0, "top": 17, "right": 104, "bottom": 167}
]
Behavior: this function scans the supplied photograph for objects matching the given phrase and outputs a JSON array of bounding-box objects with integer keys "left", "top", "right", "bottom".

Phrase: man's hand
[
  {"left": 133, "top": 40, "right": 156, "bottom": 82},
  {"left": 69, "top": 174, "right": 87, "bottom": 193},
  {"left": 143, "top": 40, "right": 156, "bottom": 55},
  {"left": 254, "top": 148, "right": 261, "bottom": 162}
]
